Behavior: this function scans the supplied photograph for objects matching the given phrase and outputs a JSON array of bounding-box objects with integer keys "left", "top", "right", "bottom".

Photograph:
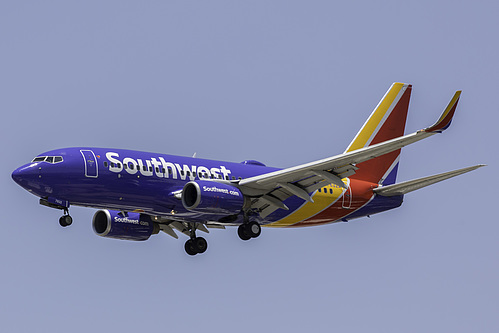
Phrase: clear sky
[{"left": 1, "top": 1, "right": 497, "bottom": 332}]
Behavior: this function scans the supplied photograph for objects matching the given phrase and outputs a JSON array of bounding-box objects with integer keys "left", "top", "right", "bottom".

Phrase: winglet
[{"left": 423, "top": 91, "right": 461, "bottom": 133}]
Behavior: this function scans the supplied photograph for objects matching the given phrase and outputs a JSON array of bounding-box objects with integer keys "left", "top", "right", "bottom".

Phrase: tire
[
  {"left": 246, "top": 222, "right": 261, "bottom": 238},
  {"left": 184, "top": 239, "right": 197, "bottom": 256},
  {"left": 64, "top": 215, "right": 73, "bottom": 226},
  {"left": 59, "top": 215, "right": 72, "bottom": 227},
  {"left": 238, "top": 225, "right": 251, "bottom": 241},
  {"left": 193, "top": 237, "right": 208, "bottom": 254}
]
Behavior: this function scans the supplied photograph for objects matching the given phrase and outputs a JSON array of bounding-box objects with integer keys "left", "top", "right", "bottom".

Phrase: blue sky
[{"left": 1, "top": 1, "right": 497, "bottom": 332}]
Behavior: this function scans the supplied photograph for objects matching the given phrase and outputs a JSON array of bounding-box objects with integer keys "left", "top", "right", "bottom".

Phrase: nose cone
[{"left": 12, "top": 164, "right": 39, "bottom": 187}]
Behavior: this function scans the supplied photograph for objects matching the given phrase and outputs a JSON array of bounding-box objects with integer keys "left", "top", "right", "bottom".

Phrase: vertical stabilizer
[{"left": 345, "top": 82, "right": 412, "bottom": 185}]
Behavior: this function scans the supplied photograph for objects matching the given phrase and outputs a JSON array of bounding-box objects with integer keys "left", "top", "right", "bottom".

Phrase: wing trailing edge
[
  {"left": 239, "top": 89, "right": 463, "bottom": 192},
  {"left": 373, "top": 165, "right": 486, "bottom": 196}
]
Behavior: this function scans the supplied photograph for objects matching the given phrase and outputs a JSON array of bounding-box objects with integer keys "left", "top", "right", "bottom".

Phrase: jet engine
[
  {"left": 92, "top": 210, "right": 159, "bottom": 241},
  {"left": 182, "top": 181, "right": 247, "bottom": 215}
]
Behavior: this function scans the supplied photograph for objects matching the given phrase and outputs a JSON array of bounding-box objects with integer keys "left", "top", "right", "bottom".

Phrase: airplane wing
[
  {"left": 373, "top": 165, "right": 486, "bottom": 196},
  {"left": 238, "top": 91, "right": 462, "bottom": 217}
]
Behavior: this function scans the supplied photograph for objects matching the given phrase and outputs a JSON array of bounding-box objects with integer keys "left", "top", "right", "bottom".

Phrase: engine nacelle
[
  {"left": 182, "top": 181, "right": 246, "bottom": 215},
  {"left": 92, "top": 210, "right": 159, "bottom": 241}
]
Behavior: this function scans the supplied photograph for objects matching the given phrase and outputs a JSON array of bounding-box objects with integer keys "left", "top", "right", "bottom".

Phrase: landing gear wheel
[
  {"left": 238, "top": 224, "right": 251, "bottom": 241},
  {"left": 246, "top": 221, "right": 261, "bottom": 238},
  {"left": 184, "top": 237, "right": 208, "bottom": 255},
  {"left": 59, "top": 215, "right": 73, "bottom": 227},
  {"left": 193, "top": 237, "right": 208, "bottom": 254},
  {"left": 185, "top": 239, "right": 197, "bottom": 256},
  {"left": 238, "top": 222, "right": 261, "bottom": 240}
]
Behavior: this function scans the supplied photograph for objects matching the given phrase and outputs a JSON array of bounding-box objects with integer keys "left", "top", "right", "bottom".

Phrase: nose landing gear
[
  {"left": 59, "top": 209, "right": 73, "bottom": 227},
  {"left": 39, "top": 198, "right": 73, "bottom": 227}
]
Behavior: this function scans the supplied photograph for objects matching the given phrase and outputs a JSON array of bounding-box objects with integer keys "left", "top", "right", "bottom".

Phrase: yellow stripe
[
  {"left": 264, "top": 180, "right": 347, "bottom": 228},
  {"left": 346, "top": 83, "right": 405, "bottom": 152},
  {"left": 437, "top": 91, "right": 461, "bottom": 123}
]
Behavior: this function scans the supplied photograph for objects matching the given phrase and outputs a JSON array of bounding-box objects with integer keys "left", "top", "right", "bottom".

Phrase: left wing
[
  {"left": 373, "top": 165, "right": 486, "bottom": 196},
  {"left": 238, "top": 91, "right": 461, "bottom": 217}
]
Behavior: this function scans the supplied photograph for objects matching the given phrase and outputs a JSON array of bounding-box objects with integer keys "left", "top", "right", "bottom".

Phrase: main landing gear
[
  {"left": 184, "top": 237, "right": 208, "bottom": 256},
  {"left": 59, "top": 209, "right": 73, "bottom": 227},
  {"left": 184, "top": 224, "right": 208, "bottom": 256},
  {"left": 182, "top": 220, "right": 261, "bottom": 255},
  {"left": 237, "top": 221, "right": 261, "bottom": 241}
]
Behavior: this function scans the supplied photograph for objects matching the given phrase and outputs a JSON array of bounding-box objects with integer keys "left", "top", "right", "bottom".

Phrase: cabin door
[
  {"left": 342, "top": 184, "right": 352, "bottom": 209},
  {"left": 80, "top": 150, "right": 98, "bottom": 178}
]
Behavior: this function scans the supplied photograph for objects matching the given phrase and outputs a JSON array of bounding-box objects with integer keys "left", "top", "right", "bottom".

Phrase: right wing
[{"left": 238, "top": 91, "right": 462, "bottom": 217}]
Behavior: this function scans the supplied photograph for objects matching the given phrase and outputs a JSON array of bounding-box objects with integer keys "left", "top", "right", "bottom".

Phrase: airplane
[{"left": 11, "top": 83, "right": 485, "bottom": 256}]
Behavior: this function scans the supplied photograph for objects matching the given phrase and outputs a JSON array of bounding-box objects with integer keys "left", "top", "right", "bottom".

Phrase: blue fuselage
[
  {"left": 12, "top": 147, "right": 403, "bottom": 227},
  {"left": 12, "top": 147, "right": 281, "bottom": 224}
]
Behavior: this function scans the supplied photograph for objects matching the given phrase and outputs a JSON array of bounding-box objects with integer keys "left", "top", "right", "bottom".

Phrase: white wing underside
[
  {"left": 373, "top": 165, "right": 486, "bottom": 196},
  {"left": 239, "top": 129, "right": 438, "bottom": 217}
]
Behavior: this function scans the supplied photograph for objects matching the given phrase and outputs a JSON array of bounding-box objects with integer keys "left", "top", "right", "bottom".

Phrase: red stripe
[
  {"left": 350, "top": 87, "right": 411, "bottom": 183},
  {"left": 289, "top": 179, "right": 376, "bottom": 227},
  {"left": 426, "top": 102, "right": 457, "bottom": 132}
]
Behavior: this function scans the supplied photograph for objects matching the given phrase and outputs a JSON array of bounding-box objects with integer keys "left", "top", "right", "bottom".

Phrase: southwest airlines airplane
[{"left": 12, "top": 83, "right": 484, "bottom": 255}]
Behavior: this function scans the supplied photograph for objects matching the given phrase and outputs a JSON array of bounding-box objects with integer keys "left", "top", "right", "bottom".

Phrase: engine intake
[
  {"left": 182, "top": 181, "right": 246, "bottom": 215},
  {"left": 92, "top": 210, "right": 159, "bottom": 241}
]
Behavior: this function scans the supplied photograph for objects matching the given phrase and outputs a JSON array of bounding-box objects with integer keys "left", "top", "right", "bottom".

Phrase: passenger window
[
  {"left": 111, "top": 162, "right": 115, "bottom": 167},
  {"left": 123, "top": 164, "right": 127, "bottom": 170},
  {"left": 117, "top": 163, "right": 121, "bottom": 168},
  {"left": 329, "top": 189, "right": 333, "bottom": 194},
  {"left": 186, "top": 171, "right": 190, "bottom": 176},
  {"left": 104, "top": 162, "right": 108, "bottom": 167},
  {"left": 129, "top": 163, "right": 134, "bottom": 170},
  {"left": 156, "top": 167, "right": 159, "bottom": 172},
  {"left": 143, "top": 166, "right": 147, "bottom": 171},
  {"left": 318, "top": 188, "right": 321, "bottom": 193}
]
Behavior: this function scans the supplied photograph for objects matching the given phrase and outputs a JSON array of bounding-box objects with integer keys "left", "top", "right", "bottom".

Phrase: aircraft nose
[{"left": 11, "top": 164, "right": 38, "bottom": 186}]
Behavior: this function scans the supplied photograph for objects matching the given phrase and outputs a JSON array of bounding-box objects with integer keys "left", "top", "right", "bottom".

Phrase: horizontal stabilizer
[{"left": 373, "top": 165, "right": 486, "bottom": 196}]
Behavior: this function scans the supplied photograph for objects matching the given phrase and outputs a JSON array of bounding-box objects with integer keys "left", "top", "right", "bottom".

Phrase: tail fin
[{"left": 345, "top": 82, "right": 412, "bottom": 185}]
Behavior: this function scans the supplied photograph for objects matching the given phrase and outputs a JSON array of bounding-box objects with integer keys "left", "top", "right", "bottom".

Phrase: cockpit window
[{"left": 31, "top": 156, "right": 64, "bottom": 164}]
